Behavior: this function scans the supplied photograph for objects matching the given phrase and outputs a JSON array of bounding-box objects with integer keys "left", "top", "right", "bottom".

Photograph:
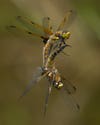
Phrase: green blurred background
[{"left": 0, "top": 0, "right": 100, "bottom": 125}]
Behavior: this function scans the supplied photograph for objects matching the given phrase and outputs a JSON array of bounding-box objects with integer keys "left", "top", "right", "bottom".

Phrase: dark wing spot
[
  {"left": 17, "top": 16, "right": 21, "bottom": 19},
  {"left": 30, "top": 21, "right": 35, "bottom": 24},
  {"left": 9, "top": 25, "right": 16, "bottom": 28},
  {"left": 28, "top": 31, "right": 32, "bottom": 34}
]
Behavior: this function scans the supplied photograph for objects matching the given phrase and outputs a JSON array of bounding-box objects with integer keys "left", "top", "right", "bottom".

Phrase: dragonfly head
[
  {"left": 54, "top": 81, "right": 63, "bottom": 89},
  {"left": 54, "top": 31, "right": 71, "bottom": 40},
  {"left": 62, "top": 31, "right": 71, "bottom": 39}
]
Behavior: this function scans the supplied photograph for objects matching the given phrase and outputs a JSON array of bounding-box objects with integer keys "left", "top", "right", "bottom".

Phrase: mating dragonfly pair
[{"left": 8, "top": 10, "right": 80, "bottom": 115}]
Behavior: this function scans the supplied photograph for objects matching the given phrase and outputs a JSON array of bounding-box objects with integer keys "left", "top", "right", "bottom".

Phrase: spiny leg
[
  {"left": 61, "top": 51, "right": 70, "bottom": 56},
  {"left": 46, "top": 37, "right": 71, "bottom": 58},
  {"left": 48, "top": 43, "right": 71, "bottom": 63}
]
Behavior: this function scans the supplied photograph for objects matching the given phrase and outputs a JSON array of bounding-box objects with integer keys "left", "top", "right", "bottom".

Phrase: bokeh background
[{"left": 0, "top": 0, "right": 100, "bottom": 125}]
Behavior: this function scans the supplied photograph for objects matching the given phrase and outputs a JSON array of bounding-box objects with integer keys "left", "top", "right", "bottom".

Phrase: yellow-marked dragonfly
[{"left": 7, "top": 10, "right": 79, "bottom": 115}]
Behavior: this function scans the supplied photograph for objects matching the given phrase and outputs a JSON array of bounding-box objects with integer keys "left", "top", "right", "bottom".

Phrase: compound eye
[
  {"left": 62, "top": 32, "right": 71, "bottom": 39},
  {"left": 58, "top": 82, "right": 63, "bottom": 89}
]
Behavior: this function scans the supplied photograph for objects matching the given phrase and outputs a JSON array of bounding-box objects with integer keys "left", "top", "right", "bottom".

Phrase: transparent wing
[
  {"left": 7, "top": 25, "right": 50, "bottom": 45},
  {"left": 57, "top": 10, "right": 76, "bottom": 31},
  {"left": 17, "top": 16, "right": 53, "bottom": 36},
  {"left": 62, "top": 87, "right": 80, "bottom": 111},
  {"left": 42, "top": 17, "right": 53, "bottom": 37},
  {"left": 44, "top": 82, "right": 52, "bottom": 116},
  {"left": 7, "top": 25, "right": 43, "bottom": 39},
  {"left": 62, "top": 78, "right": 80, "bottom": 110},
  {"left": 63, "top": 78, "right": 76, "bottom": 94},
  {"left": 19, "top": 67, "right": 45, "bottom": 100},
  {"left": 43, "top": 72, "right": 55, "bottom": 116}
]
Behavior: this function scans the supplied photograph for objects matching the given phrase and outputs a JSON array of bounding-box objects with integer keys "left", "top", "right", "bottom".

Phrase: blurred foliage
[{"left": 72, "top": 0, "right": 100, "bottom": 47}]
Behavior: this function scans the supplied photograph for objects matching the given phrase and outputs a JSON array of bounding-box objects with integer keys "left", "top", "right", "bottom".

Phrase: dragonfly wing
[
  {"left": 17, "top": 16, "right": 44, "bottom": 31},
  {"left": 57, "top": 10, "right": 76, "bottom": 31},
  {"left": 19, "top": 67, "right": 45, "bottom": 100},
  {"left": 7, "top": 25, "right": 43, "bottom": 39},
  {"left": 62, "top": 87, "right": 80, "bottom": 111},
  {"left": 42, "top": 17, "right": 53, "bottom": 37},
  {"left": 63, "top": 78, "right": 76, "bottom": 94},
  {"left": 43, "top": 73, "right": 55, "bottom": 116},
  {"left": 17, "top": 16, "right": 53, "bottom": 36},
  {"left": 62, "top": 78, "right": 80, "bottom": 110},
  {"left": 44, "top": 82, "right": 52, "bottom": 116}
]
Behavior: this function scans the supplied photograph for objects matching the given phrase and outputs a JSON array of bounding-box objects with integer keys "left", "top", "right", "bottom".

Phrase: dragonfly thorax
[{"left": 47, "top": 69, "right": 63, "bottom": 89}]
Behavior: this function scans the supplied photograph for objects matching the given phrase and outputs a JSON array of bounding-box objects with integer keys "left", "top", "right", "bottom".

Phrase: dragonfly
[
  {"left": 8, "top": 10, "right": 79, "bottom": 115},
  {"left": 18, "top": 65, "right": 79, "bottom": 116},
  {"left": 7, "top": 10, "right": 74, "bottom": 57},
  {"left": 7, "top": 11, "right": 75, "bottom": 73},
  {"left": 42, "top": 65, "right": 80, "bottom": 115}
]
